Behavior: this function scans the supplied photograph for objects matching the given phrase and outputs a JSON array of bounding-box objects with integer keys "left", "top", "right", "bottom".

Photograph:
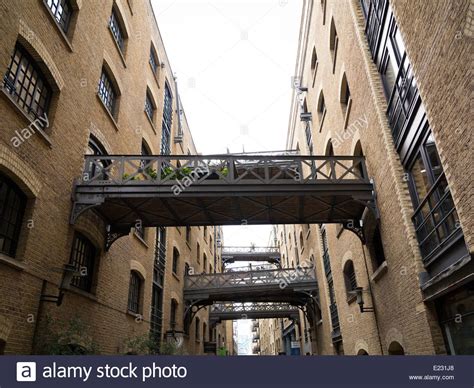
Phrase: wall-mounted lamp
[
  {"left": 352, "top": 287, "right": 374, "bottom": 313},
  {"left": 40, "top": 264, "right": 77, "bottom": 306}
]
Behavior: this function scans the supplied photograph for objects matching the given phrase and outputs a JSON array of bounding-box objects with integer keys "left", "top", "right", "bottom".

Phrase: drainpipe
[
  {"left": 173, "top": 75, "right": 183, "bottom": 143},
  {"left": 361, "top": 243, "right": 384, "bottom": 355}
]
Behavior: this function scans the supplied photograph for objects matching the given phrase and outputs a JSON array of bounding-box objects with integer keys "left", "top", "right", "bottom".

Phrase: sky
[{"left": 152, "top": 0, "right": 302, "bottom": 354}]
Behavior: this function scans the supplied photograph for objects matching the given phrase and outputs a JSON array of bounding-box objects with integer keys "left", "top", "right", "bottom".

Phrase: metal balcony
[
  {"left": 70, "top": 154, "right": 377, "bottom": 249},
  {"left": 209, "top": 302, "right": 300, "bottom": 325},
  {"left": 222, "top": 246, "right": 281, "bottom": 266}
]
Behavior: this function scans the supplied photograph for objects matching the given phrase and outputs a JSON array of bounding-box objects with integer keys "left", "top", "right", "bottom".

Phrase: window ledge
[
  {"left": 370, "top": 261, "right": 388, "bottom": 282},
  {"left": 68, "top": 286, "right": 98, "bottom": 301},
  {"left": 1, "top": 87, "right": 53, "bottom": 148},
  {"left": 133, "top": 230, "right": 149, "bottom": 248},
  {"left": 42, "top": 1, "right": 74, "bottom": 52},
  {"left": 96, "top": 94, "right": 119, "bottom": 131},
  {"left": 0, "top": 253, "right": 26, "bottom": 271},
  {"left": 145, "top": 111, "right": 157, "bottom": 134},
  {"left": 346, "top": 293, "right": 357, "bottom": 305},
  {"left": 108, "top": 26, "right": 127, "bottom": 68}
]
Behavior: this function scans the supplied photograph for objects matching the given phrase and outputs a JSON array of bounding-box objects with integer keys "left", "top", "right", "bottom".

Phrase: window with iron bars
[
  {"left": 128, "top": 271, "right": 141, "bottom": 313},
  {"left": 149, "top": 45, "right": 159, "bottom": 74},
  {"left": 3, "top": 44, "right": 51, "bottom": 123},
  {"left": 98, "top": 68, "right": 116, "bottom": 116},
  {"left": 45, "top": 0, "right": 72, "bottom": 33},
  {"left": 160, "top": 84, "right": 172, "bottom": 154},
  {"left": 144, "top": 92, "right": 155, "bottom": 122},
  {"left": 109, "top": 8, "right": 125, "bottom": 53},
  {"left": 69, "top": 233, "right": 96, "bottom": 292}
]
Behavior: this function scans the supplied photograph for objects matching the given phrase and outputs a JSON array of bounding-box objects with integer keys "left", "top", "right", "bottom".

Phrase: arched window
[
  {"left": 172, "top": 247, "right": 180, "bottom": 275},
  {"left": 340, "top": 73, "right": 352, "bottom": 127},
  {"left": 325, "top": 140, "right": 334, "bottom": 177},
  {"left": 128, "top": 271, "right": 142, "bottom": 314},
  {"left": 357, "top": 349, "right": 369, "bottom": 355},
  {"left": 353, "top": 141, "right": 366, "bottom": 179},
  {"left": 109, "top": 3, "right": 129, "bottom": 55},
  {"left": 195, "top": 317, "right": 201, "bottom": 341},
  {"left": 317, "top": 90, "right": 326, "bottom": 132},
  {"left": 343, "top": 260, "right": 357, "bottom": 295},
  {"left": 86, "top": 135, "right": 108, "bottom": 180},
  {"left": 310, "top": 47, "right": 318, "bottom": 86},
  {"left": 3, "top": 44, "right": 52, "bottom": 123},
  {"left": 170, "top": 298, "right": 178, "bottom": 330},
  {"left": 388, "top": 341, "right": 405, "bottom": 355},
  {"left": 203, "top": 253, "right": 207, "bottom": 273},
  {"left": 0, "top": 174, "right": 27, "bottom": 257},
  {"left": 149, "top": 43, "right": 159, "bottom": 75},
  {"left": 299, "top": 231, "right": 304, "bottom": 250},
  {"left": 144, "top": 88, "right": 156, "bottom": 123},
  {"left": 202, "top": 322, "right": 207, "bottom": 342},
  {"left": 368, "top": 225, "right": 386, "bottom": 271},
  {"left": 329, "top": 18, "right": 339, "bottom": 72},
  {"left": 98, "top": 65, "right": 120, "bottom": 118},
  {"left": 69, "top": 232, "right": 97, "bottom": 292}
]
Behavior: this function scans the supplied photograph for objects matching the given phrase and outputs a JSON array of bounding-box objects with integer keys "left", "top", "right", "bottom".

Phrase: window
[
  {"left": 69, "top": 233, "right": 96, "bottom": 292},
  {"left": 128, "top": 271, "right": 142, "bottom": 313},
  {"left": 203, "top": 253, "right": 207, "bottom": 273},
  {"left": 97, "top": 68, "right": 117, "bottom": 117},
  {"left": 203, "top": 322, "right": 207, "bottom": 342},
  {"left": 353, "top": 141, "right": 366, "bottom": 179},
  {"left": 160, "top": 83, "right": 173, "bottom": 154},
  {"left": 321, "top": 0, "right": 327, "bottom": 25},
  {"left": 172, "top": 247, "right": 180, "bottom": 275},
  {"left": 186, "top": 226, "right": 191, "bottom": 243},
  {"left": 367, "top": 225, "right": 386, "bottom": 270},
  {"left": 310, "top": 47, "right": 318, "bottom": 86},
  {"left": 343, "top": 260, "right": 357, "bottom": 295},
  {"left": 203, "top": 226, "right": 208, "bottom": 239},
  {"left": 109, "top": 7, "right": 125, "bottom": 53},
  {"left": 408, "top": 132, "right": 460, "bottom": 262},
  {"left": 0, "top": 174, "right": 26, "bottom": 257},
  {"left": 86, "top": 135, "right": 108, "bottom": 181},
  {"left": 45, "top": 0, "right": 72, "bottom": 33},
  {"left": 340, "top": 73, "right": 352, "bottom": 127},
  {"left": 196, "top": 242, "right": 200, "bottom": 263},
  {"left": 329, "top": 19, "right": 339, "bottom": 73},
  {"left": 3, "top": 44, "right": 51, "bottom": 122},
  {"left": 320, "top": 227, "right": 331, "bottom": 276},
  {"left": 317, "top": 91, "right": 326, "bottom": 132},
  {"left": 144, "top": 91, "right": 155, "bottom": 122},
  {"left": 195, "top": 318, "right": 201, "bottom": 341},
  {"left": 184, "top": 262, "right": 190, "bottom": 276},
  {"left": 170, "top": 299, "right": 178, "bottom": 329},
  {"left": 149, "top": 44, "right": 159, "bottom": 74}
]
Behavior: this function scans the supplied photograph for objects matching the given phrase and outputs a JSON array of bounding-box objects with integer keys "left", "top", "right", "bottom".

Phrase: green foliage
[
  {"left": 217, "top": 347, "right": 228, "bottom": 356},
  {"left": 220, "top": 167, "right": 229, "bottom": 177},
  {"left": 36, "top": 315, "right": 99, "bottom": 355},
  {"left": 123, "top": 334, "right": 156, "bottom": 355},
  {"left": 159, "top": 340, "right": 187, "bottom": 355}
]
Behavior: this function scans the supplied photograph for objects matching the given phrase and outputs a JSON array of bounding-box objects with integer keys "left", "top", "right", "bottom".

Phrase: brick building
[
  {"left": 0, "top": 0, "right": 229, "bottom": 355},
  {"left": 267, "top": 0, "right": 472, "bottom": 355}
]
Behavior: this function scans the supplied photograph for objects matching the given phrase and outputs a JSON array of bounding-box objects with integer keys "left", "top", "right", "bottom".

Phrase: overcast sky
[{"left": 152, "top": 0, "right": 302, "bottom": 354}]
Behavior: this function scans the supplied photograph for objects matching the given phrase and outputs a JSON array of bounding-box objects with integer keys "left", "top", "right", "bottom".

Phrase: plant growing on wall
[{"left": 36, "top": 315, "right": 99, "bottom": 355}]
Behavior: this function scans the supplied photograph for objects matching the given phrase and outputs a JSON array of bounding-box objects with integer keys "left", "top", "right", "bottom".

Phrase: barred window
[
  {"left": 98, "top": 69, "right": 116, "bottom": 116},
  {"left": 45, "top": 0, "right": 72, "bottom": 33},
  {"left": 172, "top": 247, "right": 180, "bottom": 274},
  {"left": 69, "top": 233, "right": 96, "bottom": 292},
  {"left": 128, "top": 271, "right": 142, "bottom": 313},
  {"left": 170, "top": 299, "right": 178, "bottom": 329},
  {"left": 144, "top": 92, "right": 155, "bottom": 121},
  {"left": 0, "top": 174, "right": 26, "bottom": 257},
  {"left": 109, "top": 8, "right": 125, "bottom": 52},
  {"left": 343, "top": 260, "right": 357, "bottom": 294},
  {"left": 149, "top": 45, "right": 159, "bottom": 74},
  {"left": 3, "top": 44, "right": 51, "bottom": 122}
]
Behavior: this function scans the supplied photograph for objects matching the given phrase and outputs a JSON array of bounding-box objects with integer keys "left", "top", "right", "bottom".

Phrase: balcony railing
[
  {"left": 222, "top": 246, "right": 280, "bottom": 254},
  {"left": 184, "top": 267, "right": 317, "bottom": 291},
  {"left": 412, "top": 172, "right": 461, "bottom": 264},
  {"left": 79, "top": 154, "right": 369, "bottom": 185}
]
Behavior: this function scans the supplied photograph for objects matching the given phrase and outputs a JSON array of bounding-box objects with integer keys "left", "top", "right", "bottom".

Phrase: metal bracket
[
  {"left": 105, "top": 225, "right": 131, "bottom": 251},
  {"left": 70, "top": 202, "right": 102, "bottom": 225},
  {"left": 342, "top": 220, "right": 366, "bottom": 243},
  {"left": 183, "top": 300, "right": 207, "bottom": 334}
]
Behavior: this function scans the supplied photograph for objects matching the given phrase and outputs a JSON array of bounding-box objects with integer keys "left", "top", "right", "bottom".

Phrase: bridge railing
[
  {"left": 184, "top": 267, "right": 316, "bottom": 290},
  {"left": 222, "top": 246, "right": 280, "bottom": 254},
  {"left": 211, "top": 302, "right": 299, "bottom": 314},
  {"left": 223, "top": 263, "right": 278, "bottom": 273},
  {"left": 78, "top": 154, "right": 369, "bottom": 185}
]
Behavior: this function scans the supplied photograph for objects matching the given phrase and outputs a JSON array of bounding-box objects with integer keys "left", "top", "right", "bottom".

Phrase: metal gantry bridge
[
  {"left": 222, "top": 246, "right": 281, "bottom": 267},
  {"left": 71, "top": 154, "right": 377, "bottom": 249},
  {"left": 69, "top": 153, "right": 378, "bottom": 334}
]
